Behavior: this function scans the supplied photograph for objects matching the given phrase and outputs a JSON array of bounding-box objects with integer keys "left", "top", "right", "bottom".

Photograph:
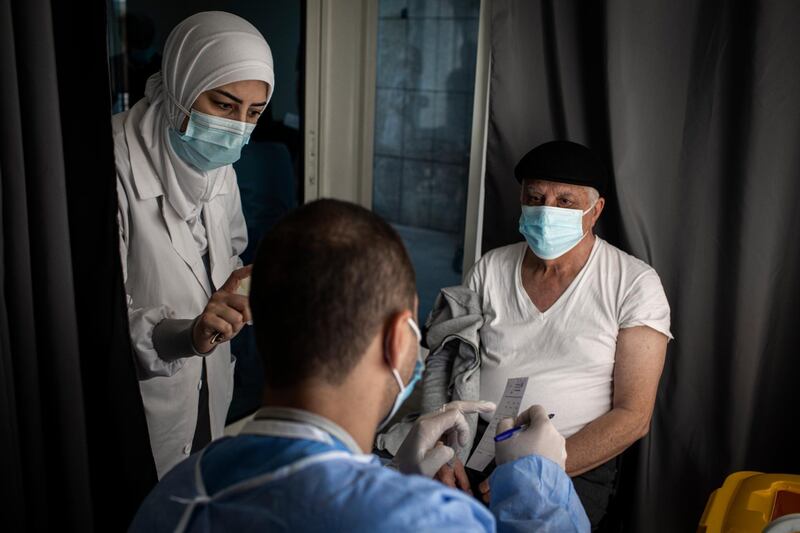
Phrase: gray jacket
[{"left": 375, "top": 285, "right": 483, "bottom": 463}]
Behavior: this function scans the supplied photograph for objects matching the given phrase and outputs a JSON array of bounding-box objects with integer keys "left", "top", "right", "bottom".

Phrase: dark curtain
[
  {"left": 0, "top": 0, "right": 157, "bottom": 531},
  {"left": 484, "top": 0, "right": 800, "bottom": 531}
]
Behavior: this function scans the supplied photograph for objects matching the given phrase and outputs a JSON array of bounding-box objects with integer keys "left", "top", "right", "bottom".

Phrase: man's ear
[
  {"left": 590, "top": 197, "right": 606, "bottom": 227},
  {"left": 383, "top": 310, "right": 414, "bottom": 372}
]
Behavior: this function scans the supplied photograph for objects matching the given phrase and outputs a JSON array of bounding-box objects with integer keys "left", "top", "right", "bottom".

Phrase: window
[{"left": 372, "top": 0, "right": 481, "bottom": 320}]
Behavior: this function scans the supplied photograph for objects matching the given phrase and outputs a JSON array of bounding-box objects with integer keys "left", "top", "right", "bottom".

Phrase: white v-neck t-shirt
[{"left": 467, "top": 238, "right": 672, "bottom": 437}]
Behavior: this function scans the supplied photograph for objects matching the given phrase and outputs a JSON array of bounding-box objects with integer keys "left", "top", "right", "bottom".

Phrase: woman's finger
[
  {"left": 218, "top": 293, "right": 251, "bottom": 322},
  {"left": 199, "top": 313, "right": 234, "bottom": 342},
  {"left": 221, "top": 265, "right": 252, "bottom": 292},
  {"left": 206, "top": 302, "right": 245, "bottom": 331}
]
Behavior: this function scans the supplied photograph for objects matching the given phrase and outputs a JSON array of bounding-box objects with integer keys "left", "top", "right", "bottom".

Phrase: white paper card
[
  {"left": 465, "top": 376, "right": 529, "bottom": 472},
  {"left": 235, "top": 276, "right": 251, "bottom": 296},
  {"left": 235, "top": 276, "right": 253, "bottom": 325}
]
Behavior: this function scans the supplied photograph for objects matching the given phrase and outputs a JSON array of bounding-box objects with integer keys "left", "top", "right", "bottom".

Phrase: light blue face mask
[
  {"left": 378, "top": 318, "right": 424, "bottom": 431},
  {"left": 169, "top": 109, "right": 256, "bottom": 172},
  {"left": 519, "top": 201, "right": 596, "bottom": 260}
]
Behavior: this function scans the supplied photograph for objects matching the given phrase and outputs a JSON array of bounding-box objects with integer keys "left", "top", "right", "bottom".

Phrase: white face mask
[
  {"left": 168, "top": 109, "right": 256, "bottom": 171},
  {"left": 518, "top": 200, "right": 596, "bottom": 260}
]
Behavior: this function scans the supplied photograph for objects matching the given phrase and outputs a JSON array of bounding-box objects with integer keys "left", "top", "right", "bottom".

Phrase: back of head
[{"left": 251, "top": 199, "right": 416, "bottom": 388}]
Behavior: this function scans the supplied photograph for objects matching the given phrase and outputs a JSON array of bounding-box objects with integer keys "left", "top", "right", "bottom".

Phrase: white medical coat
[{"left": 112, "top": 110, "right": 247, "bottom": 478}]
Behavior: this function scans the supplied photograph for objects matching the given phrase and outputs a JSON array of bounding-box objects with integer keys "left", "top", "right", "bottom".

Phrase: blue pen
[{"left": 494, "top": 414, "right": 555, "bottom": 442}]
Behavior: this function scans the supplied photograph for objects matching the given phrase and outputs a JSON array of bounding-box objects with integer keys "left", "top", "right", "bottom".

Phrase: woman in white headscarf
[{"left": 112, "top": 11, "right": 274, "bottom": 477}]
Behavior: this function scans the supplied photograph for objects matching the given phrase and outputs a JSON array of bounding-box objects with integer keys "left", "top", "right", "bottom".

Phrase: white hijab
[{"left": 123, "top": 11, "right": 274, "bottom": 254}]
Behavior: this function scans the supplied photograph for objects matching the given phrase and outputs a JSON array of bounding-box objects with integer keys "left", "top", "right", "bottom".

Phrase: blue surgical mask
[
  {"left": 169, "top": 110, "right": 256, "bottom": 172},
  {"left": 519, "top": 201, "right": 596, "bottom": 260},
  {"left": 377, "top": 318, "right": 424, "bottom": 431}
]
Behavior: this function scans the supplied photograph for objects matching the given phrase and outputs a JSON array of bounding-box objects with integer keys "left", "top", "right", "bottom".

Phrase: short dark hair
[{"left": 251, "top": 199, "right": 416, "bottom": 388}]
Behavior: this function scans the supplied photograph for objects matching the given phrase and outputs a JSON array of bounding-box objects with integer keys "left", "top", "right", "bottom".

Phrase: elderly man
[{"left": 430, "top": 141, "right": 671, "bottom": 530}]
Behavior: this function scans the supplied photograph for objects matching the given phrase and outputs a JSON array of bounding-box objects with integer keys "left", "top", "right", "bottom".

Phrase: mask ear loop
[
  {"left": 407, "top": 317, "right": 422, "bottom": 342},
  {"left": 166, "top": 86, "right": 193, "bottom": 118},
  {"left": 579, "top": 198, "right": 600, "bottom": 236},
  {"left": 168, "top": 89, "right": 194, "bottom": 137},
  {"left": 582, "top": 198, "right": 599, "bottom": 215},
  {"left": 383, "top": 326, "right": 407, "bottom": 393},
  {"left": 384, "top": 316, "right": 421, "bottom": 392}
]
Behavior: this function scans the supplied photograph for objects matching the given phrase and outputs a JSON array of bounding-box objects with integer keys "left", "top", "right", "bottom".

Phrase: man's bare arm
[{"left": 564, "top": 326, "right": 668, "bottom": 476}]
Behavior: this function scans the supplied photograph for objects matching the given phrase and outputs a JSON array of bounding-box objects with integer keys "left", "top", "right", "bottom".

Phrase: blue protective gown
[{"left": 130, "top": 410, "right": 589, "bottom": 532}]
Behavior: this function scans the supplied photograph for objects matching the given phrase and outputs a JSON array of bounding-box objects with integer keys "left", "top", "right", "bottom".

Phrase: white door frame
[
  {"left": 304, "top": 0, "right": 492, "bottom": 273},
  {"left": 303, "top": 0, "right": 322, "bottom": 202},
  {"left": 304, "top": 0, "right": 377, "bottom": 205},
  {"left": 462, "top": 0, "right": 492, "bottom": 275}
]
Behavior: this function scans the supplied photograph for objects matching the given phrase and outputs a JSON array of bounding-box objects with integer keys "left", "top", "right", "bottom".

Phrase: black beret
[{"left": 514, "top": 141, "right": 608, "bottom": 197}]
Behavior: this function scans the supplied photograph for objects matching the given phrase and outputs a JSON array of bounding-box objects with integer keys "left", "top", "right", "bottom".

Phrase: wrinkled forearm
[{"left": 565, "top": 407, "right": 650, "bottom": 476}]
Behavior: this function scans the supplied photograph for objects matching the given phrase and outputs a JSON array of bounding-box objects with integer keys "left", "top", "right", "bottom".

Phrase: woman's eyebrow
[
  {"left": 213, "top": 89, "right": 243, "bottom": 103},
  {"left": 212, "top": 89, "right": 267, "bottom": 108}
]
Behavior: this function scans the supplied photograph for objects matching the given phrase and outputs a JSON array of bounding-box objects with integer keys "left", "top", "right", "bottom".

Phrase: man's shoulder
[
  {"left": 475, "top": 241, "right": 527, "bottom": 274},
  {"left": 129, "top": 453, "right": 204, "bottom": 532},
  {"left": 328, "top": 458, "right": 463, "bottom": 500},
  {"left": 261, "top": 457, "right": 493, "bottom": 530},
  {"left": 465, "top": 242, "right": 525, "bottom": 292},
  {"left": 483, "top": 241, "right": 527, "bottom": 262},
  {"left": 596, "top": 238, "right": 659, "bottom": 279},
  {"left": 332, "top": 465, "right": 493, "bottom": 529},
  {"left": 132, "top": 453, "right": 493, "bottom": 532}
]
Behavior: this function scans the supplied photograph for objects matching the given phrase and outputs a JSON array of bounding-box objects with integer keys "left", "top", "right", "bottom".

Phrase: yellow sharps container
[{"left": 698, "top": 471, "right": 800, "bottom": 532}]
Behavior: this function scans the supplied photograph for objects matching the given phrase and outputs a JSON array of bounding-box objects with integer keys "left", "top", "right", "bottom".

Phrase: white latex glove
[
  {"left": 437, "top": 400, "right": 497, "bottom": 457},
  {"left": 392, "top": 400, "right": 496, "bottom": 477},
  {"left": 495, "top": 404, "right": 567, "bottom": 469}
]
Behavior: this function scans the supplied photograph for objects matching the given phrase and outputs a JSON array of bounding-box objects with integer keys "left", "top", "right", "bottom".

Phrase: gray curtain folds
[
  {"left": 484, "top": 1, "right": 800, "bottom": 531},
  {"left": 0, "top": 0, "right": 92, "bottom": 529},
  {"left": 1, "top": 0, "right": 157, "bottom": 530}
]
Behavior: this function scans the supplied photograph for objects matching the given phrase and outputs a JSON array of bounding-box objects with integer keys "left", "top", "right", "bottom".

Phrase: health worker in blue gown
[{"left": 129, "top": 199, "right": 590, "bottom": 532}]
